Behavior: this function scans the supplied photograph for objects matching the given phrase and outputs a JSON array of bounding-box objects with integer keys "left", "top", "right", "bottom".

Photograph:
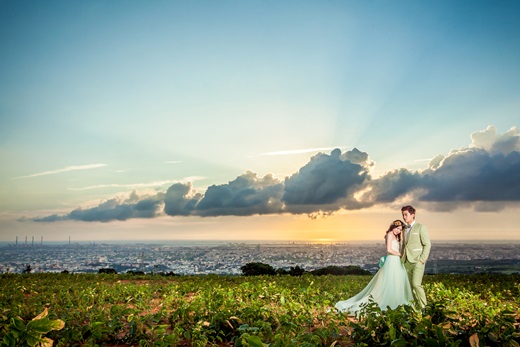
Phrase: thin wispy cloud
[
  {"left": 164, "top": 161, "right": 183, "bottom": 164},
  {"left": 68, "top": 176, "right": 206, "bottom": 191},
  {"left": 13, "top": 164, "right": 107, "bottom": 179},
  {"left": 256, "top": 147, "right": 346, "bottom": 156}
]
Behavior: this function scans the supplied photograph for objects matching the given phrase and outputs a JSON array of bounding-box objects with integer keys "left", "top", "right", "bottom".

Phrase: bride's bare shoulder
[{"left": 385, "top": 232, "right": 395, "bottom": 241}]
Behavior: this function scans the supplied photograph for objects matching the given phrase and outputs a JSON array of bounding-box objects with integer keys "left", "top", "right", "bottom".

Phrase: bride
[{"left": 334, "top": 220, "right": 413, "bottom": 315}]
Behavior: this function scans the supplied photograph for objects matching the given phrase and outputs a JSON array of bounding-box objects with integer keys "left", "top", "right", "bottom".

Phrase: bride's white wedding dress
[{"left": 335, "top": 239, "right": 413, "bottom": 315}]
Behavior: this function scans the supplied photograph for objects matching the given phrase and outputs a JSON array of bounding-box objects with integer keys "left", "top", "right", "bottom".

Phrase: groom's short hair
[{"left": 401, "top": 205, "right": 416, "bottom": 215}]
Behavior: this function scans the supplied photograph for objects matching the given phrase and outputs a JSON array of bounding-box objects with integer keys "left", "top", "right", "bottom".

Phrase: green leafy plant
[{"left": 1, "top": 308, "right": 64, "bottom": 347}]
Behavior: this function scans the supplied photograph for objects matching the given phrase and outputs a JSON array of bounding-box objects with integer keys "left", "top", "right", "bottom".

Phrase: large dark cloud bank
[{"left": 34, "top": 126, "right": 520, "bottom": 222}]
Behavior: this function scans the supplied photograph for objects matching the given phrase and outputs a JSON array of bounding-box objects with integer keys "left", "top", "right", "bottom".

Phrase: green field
[{"left": 1, "top": 273, "right": 519, "bottom": 346}]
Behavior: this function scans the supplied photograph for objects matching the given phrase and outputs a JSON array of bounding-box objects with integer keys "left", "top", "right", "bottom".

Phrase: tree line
[
  {"left": 240, "top": 262, "right": 371, "bottom": 276},
  {"left": 96, "top": 263, "right": 371, "bottom": 276},
  {"left": 18, "top": 262, "right": 371, "bottom": 276}
]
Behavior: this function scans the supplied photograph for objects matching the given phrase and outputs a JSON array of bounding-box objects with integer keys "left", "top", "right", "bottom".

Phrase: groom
[{"left": 401, "top": 205, "right": 431, "bottom": 310}]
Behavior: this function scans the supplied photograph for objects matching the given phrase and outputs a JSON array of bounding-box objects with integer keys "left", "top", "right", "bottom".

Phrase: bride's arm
[{"left": 386, "top": 233, "right": 401, "bottom": 256}]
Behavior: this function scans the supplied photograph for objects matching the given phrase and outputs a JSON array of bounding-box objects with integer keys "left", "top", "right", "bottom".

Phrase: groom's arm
[{"left": 419, "top": 224, "right": 431, "bottom": 264}]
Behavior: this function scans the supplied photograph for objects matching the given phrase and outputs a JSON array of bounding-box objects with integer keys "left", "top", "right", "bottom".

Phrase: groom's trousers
[{"left": 404, "top": 261, "right": 427, "bottom": 310}]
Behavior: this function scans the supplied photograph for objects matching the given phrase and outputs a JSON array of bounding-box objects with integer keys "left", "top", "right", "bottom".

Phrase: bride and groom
[{"left": 335, "top": 205, "right": 431, "bottom": 314}]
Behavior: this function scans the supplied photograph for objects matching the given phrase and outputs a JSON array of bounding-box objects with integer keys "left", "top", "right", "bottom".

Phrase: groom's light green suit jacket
[{"left": 403, "top": 222, "right": 431, "bottom": 264}]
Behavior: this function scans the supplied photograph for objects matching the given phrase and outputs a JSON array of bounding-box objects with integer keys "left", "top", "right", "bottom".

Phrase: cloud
[
  {"left": 367, "top": 126, "right": 520, "bottom": 207},
  {"left": 282, "top": 148, "right": 370, "bottom": 213},
  {"left": 30, "top": 125, "right": 520, "bottom": 222},
  {"left": 34, "top": 191, "right": 163, "bottom": 222},
  {"left": 164, "top": 183, "right": 202, "bottom": 216},
  {"left": 419, "top": 149, "right": 520, "bottom": 202},
  {"left": 255, "top": 147, "right": 345, "bottom": 156},
  {"left": 427, "top": 154, "right": 445, "bottom": 170},
  {"left": 195, "top": 171, "right": 284, "bottom": 216},
  {"left": 361, "top": 169, "right": 423, "bottom": 204},
  {"left": 68, "top": 177, "right": 204, "bottom": 191},
  {"left": 13, "top": 164, "right": 107, "bottom": 179},
  {"left": 341, "top": 147, "right": 375, "bottom": 168},
  {"left": 470, "top": 125, "right": 520, "bottom": 155}
]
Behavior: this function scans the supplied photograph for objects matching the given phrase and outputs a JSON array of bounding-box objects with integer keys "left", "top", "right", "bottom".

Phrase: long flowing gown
[{"left": 334, "top": 239, "right": 413, "bottom": 315}]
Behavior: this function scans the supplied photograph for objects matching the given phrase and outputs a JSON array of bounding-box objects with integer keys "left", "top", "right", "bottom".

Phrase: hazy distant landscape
[{"left": 1, "top": 240, "right": 519, "bottom": 275}]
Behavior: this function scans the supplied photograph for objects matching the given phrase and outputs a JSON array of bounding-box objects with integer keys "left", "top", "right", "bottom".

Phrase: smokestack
[
  {"left": 32, "top": 236, "right": 34, "bottom": 246},
  {"left": 41, "top": 236, "right": 43, "bottom": 245},
  {"left": 16, "top": 236, "right": 18, "bottom": 246}
]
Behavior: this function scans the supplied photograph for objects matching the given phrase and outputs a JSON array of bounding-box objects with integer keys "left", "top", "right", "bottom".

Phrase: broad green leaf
[
  {"left": 48, "top": 319, "right": 65, "bottom": 331},
  {"left": 245, "top": 335, "right": 267, "bottom": 347},
  {"left": 27, "top": 318, "right": 53, "bottom": 334},
  {"left": 3, "top": 334, "right": 17, "bottom": 347},
  {"left": 26, "top": 335, "right": 40, "bottom": 347},
  {"left": 12, "top": 317, "right": 26, "bottom": 332}
]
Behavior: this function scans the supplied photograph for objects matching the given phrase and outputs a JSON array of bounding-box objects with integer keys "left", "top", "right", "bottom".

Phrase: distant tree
[
  {"left": 241, "top": 262, "right": 276, "bottom": 276},
  {"left": 276, "top": 268, "right": 289, "bottom": 275},
  {"left": 276, "top": 266, "right": 306, "bottom": 276},
  {"left": 161, "top": 271, "right": 178, "bottom": 277},
  {"left": 289, "top": 265, "right": 306, "bottom": 276},
  {"left": 61, "top": 270, "right": 70, "bottom": 274},
  {"left": 310, "top": 265, "right": 370, "bottom": 276},
  {"left": 22, "top": 264, "right": 32, "bottom": 273},
  {"left": 98, "top": 268, "right": 117, "bottom": 274},
  {"left": 126, "top": 270, "right": 145, "bottom": 275}
]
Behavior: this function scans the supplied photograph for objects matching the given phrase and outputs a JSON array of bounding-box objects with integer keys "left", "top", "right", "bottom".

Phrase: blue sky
[{"left": 1, "top": 0, "right": 519, "bottom": 242}]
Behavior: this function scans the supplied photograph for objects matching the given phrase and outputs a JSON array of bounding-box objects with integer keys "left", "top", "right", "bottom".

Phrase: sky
[{"left": 1, "top": 0, "right": 519, "bottom": 243}]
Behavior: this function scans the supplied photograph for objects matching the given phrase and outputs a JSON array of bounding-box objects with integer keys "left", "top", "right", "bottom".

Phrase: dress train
[{"left": 334, "top": 254, "right": 413, "bottom": 315}]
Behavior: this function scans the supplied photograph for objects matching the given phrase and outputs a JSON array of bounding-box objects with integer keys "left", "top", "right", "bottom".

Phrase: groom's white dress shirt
[{"left": 405, "top": 220, "right": 415, "bottom": 242}]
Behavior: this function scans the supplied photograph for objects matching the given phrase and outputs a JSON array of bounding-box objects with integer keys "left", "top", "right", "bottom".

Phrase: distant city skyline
[
  {"left": 1, "top": 1, "right": 520, "bottom": 242},
  {"left": 2, "top": 241, "right": 519, "bottom": 275}
]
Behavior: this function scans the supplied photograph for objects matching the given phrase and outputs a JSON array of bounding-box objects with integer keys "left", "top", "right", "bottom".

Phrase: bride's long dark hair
[{"left": 385, "top": 219, "right": 404, "bottom": 242}]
